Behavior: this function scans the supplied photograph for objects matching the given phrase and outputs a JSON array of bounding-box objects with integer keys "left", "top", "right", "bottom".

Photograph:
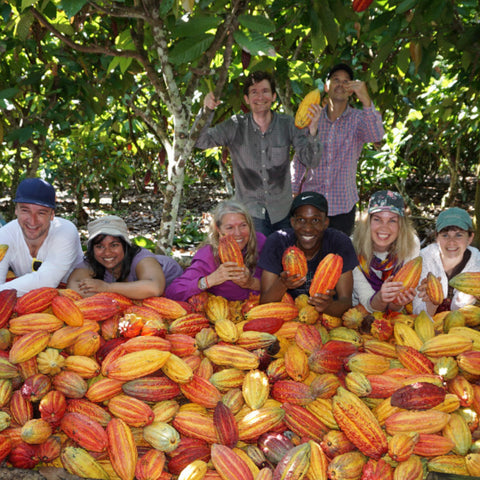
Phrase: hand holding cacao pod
[{"left": 218, "top": 234, "right": 244, "bottom": 267}]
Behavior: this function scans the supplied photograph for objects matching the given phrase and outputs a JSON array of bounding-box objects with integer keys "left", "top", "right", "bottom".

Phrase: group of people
[
  {"left": 0, "top": 177, "right": 478, "bottom": 320},
  {"left": 1, "top": 62, "right": 478, "bottom": 319}
]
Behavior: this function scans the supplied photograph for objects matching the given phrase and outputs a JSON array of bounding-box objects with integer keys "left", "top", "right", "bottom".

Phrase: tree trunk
[{"left": 441, "top": 141, "right": 461, "bottom": 208}]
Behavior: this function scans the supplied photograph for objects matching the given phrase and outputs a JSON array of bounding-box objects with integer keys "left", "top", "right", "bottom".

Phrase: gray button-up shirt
[{"left": 196, "top": 111, "right": 321, "bottom": 224}]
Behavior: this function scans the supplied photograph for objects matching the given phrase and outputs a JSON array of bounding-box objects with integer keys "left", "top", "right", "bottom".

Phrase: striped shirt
[
  {"left": 291, "top": 104, "right": 384, "bottom": 216},
  {"left": 196, "top": 111, "right": 321, "bottom": 224}
]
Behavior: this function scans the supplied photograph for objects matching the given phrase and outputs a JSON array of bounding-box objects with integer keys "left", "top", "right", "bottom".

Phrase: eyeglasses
[{"left": 32, "top": 258, "right": 42, "bottom": 272}]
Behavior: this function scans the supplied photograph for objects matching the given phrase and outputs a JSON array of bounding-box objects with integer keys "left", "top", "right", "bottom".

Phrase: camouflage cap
[{"left": 368, "top": 190, "right": 405, "bottom": 217}]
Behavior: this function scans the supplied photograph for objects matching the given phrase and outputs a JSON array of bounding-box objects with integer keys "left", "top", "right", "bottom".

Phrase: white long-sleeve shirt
[
  {"left": 352, "top": 236, "right": 420, "bottom": 312},
  {"left": 412, "top": 243, "right": 480, "bottom": 314},
  {"left": 0, "top": 218, "right": 83, "bottom": 297}
]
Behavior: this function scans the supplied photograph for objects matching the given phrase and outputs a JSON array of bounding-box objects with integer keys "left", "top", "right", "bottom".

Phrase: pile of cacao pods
[{"left": 1, "top": 275, "right": 480, "bottom": 480}]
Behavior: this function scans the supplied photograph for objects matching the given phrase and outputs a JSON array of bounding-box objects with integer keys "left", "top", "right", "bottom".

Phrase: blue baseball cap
[
  {"left": 14, "top": 178, "right": 56, "bottom": 209},
  {"left": 436, "top": 207, "right": 473, "bottom": 232}
]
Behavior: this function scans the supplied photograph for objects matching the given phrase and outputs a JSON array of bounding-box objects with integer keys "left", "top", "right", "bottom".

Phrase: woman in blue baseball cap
[
  {"left": 413, "top": 207, "right": 480, "bottom": 315},
  {"left": 352, "top": 190, "right": 420, "bottom": 312}
]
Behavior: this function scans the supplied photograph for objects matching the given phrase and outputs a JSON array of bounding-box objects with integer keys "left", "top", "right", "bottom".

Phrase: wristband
[{"left": 199, "top": 277, "right": 207, "bottom": 290}]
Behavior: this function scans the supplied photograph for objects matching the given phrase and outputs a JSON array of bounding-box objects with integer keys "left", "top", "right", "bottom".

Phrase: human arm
[
  {"left": 259, "top": 269, "right": 306, "bottom": 304},
  {"left": 70, "top": 257, "right": 166, "bottom": 300},
  {"left": 415, "top": 276, "right": 440, "bottom": 316},
  {"left": 369, "top": 278, "right": 416, "bottom": 313},
  {"left": 345, "top": 80, "right": 372, "bottom": 107},
  {"left": 308, "top": 270, "right": 353, "bottom": 317},
  {"left": 204, "top": 91, "right": 221, "bottom": 110},
  {"left": 290, "top": 116, "right": 322, "bottom": 170}
]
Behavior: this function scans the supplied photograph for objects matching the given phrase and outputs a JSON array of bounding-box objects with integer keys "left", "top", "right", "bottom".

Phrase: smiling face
[
  {"left": 244, "top": 79, "right": 276, "bottom": 115},
  {"left": 325, "top": 69, "right": 352, "bottom": 102},
  {"left": 218, "top": 213, "right": 251, "bottom": 251},
  {"left": 92, "top": 235, "right": 125, "bottom": 273},
  {"left": 436, "top": 227, "right": 473, "bottom": 262},
  {"left": 15, "top": 203, "right": 54, "bottom": 245},
  {"left": 370, "top": 211, "right": 400, "bottom": 253},
  {"left": 291, "top": 205, "right": 329, "bottom": 259}
]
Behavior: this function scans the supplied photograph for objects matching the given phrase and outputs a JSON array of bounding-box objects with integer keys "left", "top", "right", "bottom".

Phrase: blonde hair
[
  {"left": 352, "top": 209, "right": 418, "bottom": 265},
  {"left": 207, "top": 199, "right": 258, "bottom": 272}
]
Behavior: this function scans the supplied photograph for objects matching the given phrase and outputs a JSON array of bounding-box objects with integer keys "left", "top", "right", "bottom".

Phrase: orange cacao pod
[
  {"left": 135, "top": 449, "right": 166, "bottom": 480},
  {"left": 332, "top": 386, "right": 388, "bottom": 460},
  {"left": 218, "top": 234, "right": 244, "bottom": 266},
  {"left": 60, "top": 412, "right": 108, "bottom": 452},
  {"left": 108, "top": 394, "right": 154, "bottom": 427},
  {"left": 51, "top": 294, "right": 84, "bottom": 326},
  {"left": 75, "top": 293, "right": 122, "bottom": 321},
  {"left": 211, "top": 443, "right": 253, "bottom": 480},
  {"left": 143, "top": 296, "right": 188, "bottom": 320},
  {"left": 282, "top": 246, "right": 307, "bottom": 277},
  {"left": 14, "top": 287, "right": 58, "bottom": 315},
  {"left": 0, "top": 290, "right": 16, "bottom": 328},
  {"left": 309, "top": 253, "right": 343, "bottom": 296},
  {"left": 8, "top": 330, "right": 50, "bottom": 364},
  {"left": 391, "top": 256, "right": 422, "bottom": 302},
  {"left": 425, "top": 272, "right": 444, "bottom": 304},
  {"left": 107, "top": 417, "right": 137, "bottom": 480}
]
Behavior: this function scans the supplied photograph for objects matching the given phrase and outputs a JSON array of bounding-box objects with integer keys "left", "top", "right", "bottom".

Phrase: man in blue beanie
[{"left": 0, "top": 178, "right": 83, "bottom": 297}]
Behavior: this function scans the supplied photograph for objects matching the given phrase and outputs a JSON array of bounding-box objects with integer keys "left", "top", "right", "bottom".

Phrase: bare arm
[
  {"left": 68, "top": 257, "right": 166, "bottom": 300},
  {"left": 259, "top": 270, "right": 306, "bottom": 304},
  {"left": 308, "top": 271, "right": 353, "bottom": 317}
]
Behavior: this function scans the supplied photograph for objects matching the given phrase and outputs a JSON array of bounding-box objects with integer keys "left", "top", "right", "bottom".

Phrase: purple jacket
[{"left": 165, "top": 232, "right": 266, "bottom": 301}]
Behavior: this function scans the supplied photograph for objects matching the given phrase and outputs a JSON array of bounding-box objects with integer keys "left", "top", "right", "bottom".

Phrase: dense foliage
[{"left": 0, "top": 0, "right": 479, "bottom": 250}]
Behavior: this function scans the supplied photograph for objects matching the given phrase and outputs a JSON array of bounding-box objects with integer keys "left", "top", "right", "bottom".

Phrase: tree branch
[{"left": 29, "top": 7, "right": 145, "bottom": 62}]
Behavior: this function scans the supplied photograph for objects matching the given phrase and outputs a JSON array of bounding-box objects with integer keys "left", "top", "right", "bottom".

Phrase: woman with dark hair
[
  {"left": 413, "top": 207, "right": 480, "bottom": 315},
  {"left": 67, "top": 215, "right": 182, "bottom": 299},
  {"left": 165, "top": 199, "right": 266, "bottom": 301}
]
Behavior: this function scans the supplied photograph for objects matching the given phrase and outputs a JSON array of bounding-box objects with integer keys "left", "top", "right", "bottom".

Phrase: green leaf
[
  {"left": 0, "top": 87, "right": 20, "bottom": 99},
  {"left": 395, "top": 0, "right": 418, "bottom": 15},
  {"left": 6, "top": 126, "right": 34, "bottom": 144},
  {"left": 14, "top": 9, "right": 34, "bottom": 41},
  {"left": 20, "top": 0, "right": 36, "bottom": 11},
  {"left": 169, "top": 35, "right": 214, "bottom": 65},
  {"left": 173, "top": 16, "right": 221, "bottom": 37},
  {"left": 0, "top": 3, "right": 11, "bottom": 22},
  {"left": 119, "top": 57, "right": 133, "bottom": 74},
  {"left": 316, "top": 1, "right": 338, "bottom": 49},
  {"left": 396, "top": 45, "right": 410, "bottom": 76},
  {"left": 233, "top": 31, "right": 276, "bottom": 57},
  {"left": 238, "top": 14, "right": 275, "bottom": 34},
  {"left": 60, "top": 0, "right": 88, "bottom": 18},
  {"left": 160, "top": 0, "right": 175, "bottom": 16}
]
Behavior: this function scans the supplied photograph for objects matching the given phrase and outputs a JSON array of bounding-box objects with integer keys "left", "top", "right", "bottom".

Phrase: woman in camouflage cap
[{"left": 351, "top": 190, "right": 420, "bottom": 312}]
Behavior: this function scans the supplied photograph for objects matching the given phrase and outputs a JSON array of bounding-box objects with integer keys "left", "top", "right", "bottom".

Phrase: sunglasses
[{"left": 32, "top": 258, "right": 42, "bottom": 272}]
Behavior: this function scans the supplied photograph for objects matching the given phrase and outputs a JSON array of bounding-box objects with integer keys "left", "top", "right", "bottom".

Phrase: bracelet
[{"left": 204, "top": 276, "right": 209, "bottom": 288}]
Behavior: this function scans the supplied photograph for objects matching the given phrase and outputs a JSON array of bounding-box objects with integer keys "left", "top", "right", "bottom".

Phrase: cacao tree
[{"left": 1, "top": 0, "right": 479, "bottom": 250}]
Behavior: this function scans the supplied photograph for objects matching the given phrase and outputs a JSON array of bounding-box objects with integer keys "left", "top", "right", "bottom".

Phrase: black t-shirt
[{"left": 258, "top": 227, "right": 359, "bottom": 298}]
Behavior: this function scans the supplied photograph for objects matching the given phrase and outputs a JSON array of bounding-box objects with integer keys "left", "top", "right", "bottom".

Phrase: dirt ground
[{"left": 50, "top": 174, "right": 478, "bottom": 254}]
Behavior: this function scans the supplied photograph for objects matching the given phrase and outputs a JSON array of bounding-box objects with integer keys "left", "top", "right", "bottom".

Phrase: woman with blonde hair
[
  {"left": 165, "top": 199, "right": 266, "bottom": 301},
  {"left": 352, "top": 190, "right": 420, "bottom": 312}
]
